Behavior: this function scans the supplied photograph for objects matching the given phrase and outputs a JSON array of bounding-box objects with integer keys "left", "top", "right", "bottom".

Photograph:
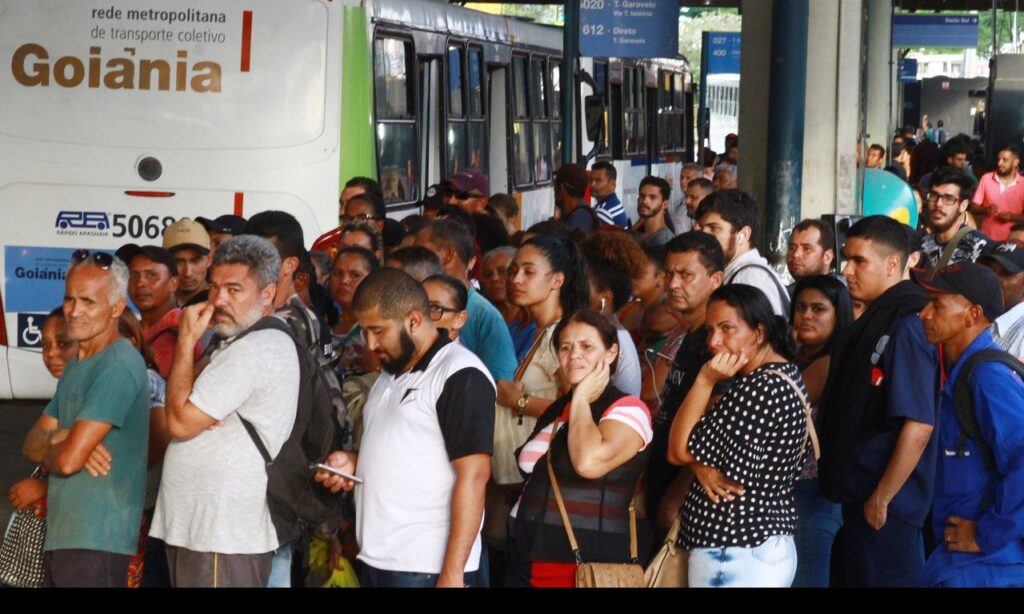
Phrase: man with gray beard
[{"left": 149, "top": 235, "right": 300, "bottom": 587}]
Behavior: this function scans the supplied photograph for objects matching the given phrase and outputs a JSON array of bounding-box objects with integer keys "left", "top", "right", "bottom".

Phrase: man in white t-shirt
[
  {"left": 315, "top": 267, "right": 495, "bottom": 588},
  {"left": 150, "top": 235, "right": 300, "bottom": 588}
]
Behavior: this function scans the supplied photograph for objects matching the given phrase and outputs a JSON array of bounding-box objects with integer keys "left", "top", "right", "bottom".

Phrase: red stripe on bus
[
  {"left": 125, "top": 191, "right": 175, "bottom": 198},
  {"left": 241, "top": 11, "right": 253, "bottom": 72},
  {"left": 234, "top": 192, "right": 244, "bottom": 216}
]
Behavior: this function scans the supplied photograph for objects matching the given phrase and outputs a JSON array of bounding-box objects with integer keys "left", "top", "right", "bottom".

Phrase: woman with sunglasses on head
[
  {"left": 507, "top": 309, "right": 652, "bottom": 587},
  {"left": 789, "top": 275, "right": 853, "bottom": 588},
  {"left": 668, "top": 284, "right": 810, "bottom": 588},
  {"left": 484, "top": 235, "right": 590, "bottom": 579}
]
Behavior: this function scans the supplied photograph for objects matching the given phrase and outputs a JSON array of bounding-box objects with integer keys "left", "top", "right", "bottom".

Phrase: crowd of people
[{"left": 3, "top": 129, "right": 1024, "bottom": 589}]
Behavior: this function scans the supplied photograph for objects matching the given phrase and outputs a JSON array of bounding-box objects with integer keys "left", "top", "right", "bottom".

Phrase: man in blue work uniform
[{"left": 914, "top": 263, "right": 1024, "bottom": 587}]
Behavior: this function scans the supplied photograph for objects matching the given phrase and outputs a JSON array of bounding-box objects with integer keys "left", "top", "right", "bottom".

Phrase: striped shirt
[
  {"left": 594, "top": 193, "right": 630, "bottom": 228},
  {"left": 518, "top": 394, "right": 652, "bottom": 475},
  {"left": 992, "top": 301, "right": 1024, "bottom": 359}
]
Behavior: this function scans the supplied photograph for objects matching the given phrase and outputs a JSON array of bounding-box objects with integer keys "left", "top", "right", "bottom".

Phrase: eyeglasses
[
  {"left": 926, "top": 191, "right": 961, "bottom": 207},
  {"left": 339, "top": 213, "right": 381, "bottom": 224},
  {"left": 428, "top": 303, "right": 462, "bottom": 321},
  {"left": 70, "top": 249, "right": 114, "bottom": 270},
  {"left": 453, "top": 191, "right": 484, "bottom": 200}
]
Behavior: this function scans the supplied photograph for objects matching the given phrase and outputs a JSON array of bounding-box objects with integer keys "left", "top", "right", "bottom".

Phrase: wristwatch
[{"left": 516, "top": 393, "right": 530, "bottom": 411}]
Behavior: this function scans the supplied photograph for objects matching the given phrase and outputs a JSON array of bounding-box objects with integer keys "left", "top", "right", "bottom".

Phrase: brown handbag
[
  {"left": 643, "top": 513, "right": 688, "bottom": 588},
  {"left": 545, "top": 456, "right": 645, "bottom": 588}
]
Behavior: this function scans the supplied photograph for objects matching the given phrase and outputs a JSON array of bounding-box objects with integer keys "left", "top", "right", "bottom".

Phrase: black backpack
[
  {"left": 234, "top": 316, "right": 345, "bottom": 545},
  {"left": 952, "top": 348, "right": 1024, "bottom": 508}
]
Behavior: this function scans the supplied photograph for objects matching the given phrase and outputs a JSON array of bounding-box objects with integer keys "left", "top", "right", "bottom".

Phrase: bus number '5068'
[{"left": 111, "top": 214, "right": 176, "bottom": 239}]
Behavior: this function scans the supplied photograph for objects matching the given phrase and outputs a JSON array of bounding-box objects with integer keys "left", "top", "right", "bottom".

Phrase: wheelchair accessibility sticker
[{"left": 17, "top": 313, "right": 47, "bottom": 348}]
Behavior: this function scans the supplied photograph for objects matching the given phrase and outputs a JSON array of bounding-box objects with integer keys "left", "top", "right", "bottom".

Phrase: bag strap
[
  {"left": 727, "top": 263, "right": 791, "bottom": 313},
  {"left": 240, "top": 416, "right": 272, "bottom": 465},
  {"left": 513, "top": 325, "right": 550, "bottom": 383},
  {"left": 938, "top": 226, "right": 974, "bottom": 268},
  {"left": 544, "top": 427, "right": 638, "bottom": 565},
  {"left": 765, "top": 369, "right": 820, "bottom": 462}
]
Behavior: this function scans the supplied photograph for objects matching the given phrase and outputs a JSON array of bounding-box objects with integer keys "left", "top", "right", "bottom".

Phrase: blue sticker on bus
[
  {"left": 17, "top": 313, "right": 47, "bottom": 348},
  {"left": 4, "top": 246, "right": 81, "bottom": 313}
]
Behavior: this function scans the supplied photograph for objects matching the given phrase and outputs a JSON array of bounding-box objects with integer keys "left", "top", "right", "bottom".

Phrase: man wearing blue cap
[{"left": 914, "top": 263, "right": 1024, "bottom": 587}]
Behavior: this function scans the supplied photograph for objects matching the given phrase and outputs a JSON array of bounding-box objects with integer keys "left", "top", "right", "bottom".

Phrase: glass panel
[
  {"left": 447, "top": 121, "right": 467, "bottom": 176},
  {"left": 467, "top": 48, "right": 483, "bottom": 117},
  {"left": 512, "top": 122, "right": 532, "bottom": 186},
  {"left": 531, "top": 58, "right": 547, "bottom": 119},
  {"left": 513, "top": 56, "right": 529, "bottom": 119},
  {"left": 551, "top": 62, "right": 561, "bottom": 119},
  {"left": 594, "top": 62, "right": 608, "bottom": 97},
  {"left": 374, "top": 38, "right": 411, "bottom": 118},
  {"left": 447, "top": 45, "right": 464, "bottom": 118},
  {"left": 468, "top": 122, "right": 487, "bottom": 171},
  {"left": 551, "top": 122, "right": 562, "bottom": 170},
  {"left": 673, "top": 73, "right": 684, "bottom": 108},
  {"left": 624, "top": 69, "right": 635, "bottom": 109},
  {"left": 533, "top": 123, "right": 552, "bottom": 182},
  {"left": 636, "top": 110, "right": 646, "bottom": 153},
  {"left": 376, "top": 122, "right": 417, "bottom": 203},
  {"left": 636, "top": 69, "right": 645, "bottom": 110}
]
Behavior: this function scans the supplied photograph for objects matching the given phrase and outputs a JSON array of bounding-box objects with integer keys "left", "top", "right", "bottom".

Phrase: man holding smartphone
[{"left": 316, "top": 267, "right": 495, "bottom": 588}]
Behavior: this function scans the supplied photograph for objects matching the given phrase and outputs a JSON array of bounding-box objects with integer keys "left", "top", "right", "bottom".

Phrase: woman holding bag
[
  {"left": 668, "top": 284, "right": 811, "bottom": 588},
  {"left": 507, "top": 309, "right": 653, "bottom": 588},
  {"left": 484, "top": 235, "right": 591, "bottom": 574}
]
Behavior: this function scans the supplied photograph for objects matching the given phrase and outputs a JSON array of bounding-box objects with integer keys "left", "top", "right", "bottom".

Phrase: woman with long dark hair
[
  {"left": 668, "top": 284, "right": 810, "bottom": 587},
  {"left": 789, "top": 275, "right": 853, "bottom": 587},
  {"left": 507, "top": 309, "right": 652, "bottom": 587}
]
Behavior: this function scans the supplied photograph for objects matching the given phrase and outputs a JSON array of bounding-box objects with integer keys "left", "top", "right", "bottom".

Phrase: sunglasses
[
  {"left": 454, "top": 191, "right": 484, "bottom": 200},
  {"left": 70, "top": 249, "right": 114, "bottom": 270},
  {"left": 339, "top": 213, "right": 382, "bottom": 224}
]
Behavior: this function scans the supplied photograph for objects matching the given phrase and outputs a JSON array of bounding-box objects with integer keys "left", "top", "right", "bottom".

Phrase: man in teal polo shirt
[{"left": 21, "top": 250, "right": 149, "bottom": 587}]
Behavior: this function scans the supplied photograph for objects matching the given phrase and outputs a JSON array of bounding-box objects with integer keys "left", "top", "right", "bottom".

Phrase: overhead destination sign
[
  {"left": 706, "top": 32, "right": 741, "bottom": 74},
  {"left": 892, "top": 15, "right": 979, "bottom": 48},
  {"left": 579, "top": 0, "right": 679, "bottom": 59}
]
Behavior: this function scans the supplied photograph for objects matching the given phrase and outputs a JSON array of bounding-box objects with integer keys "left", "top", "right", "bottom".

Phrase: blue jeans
[
  {"left": 688, "top": 535, "right": 797, "bottom": 588},
  {"left": 267, "top": 544, "right": 292, "bottom": 588},
  {"left": 792, "top": 479, "right": 843, "bottom": 588},
  {"left": 359, "top": 563, "right": 485, "bottom": 588}
]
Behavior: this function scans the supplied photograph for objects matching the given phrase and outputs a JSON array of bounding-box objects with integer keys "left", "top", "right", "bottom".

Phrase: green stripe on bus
[{"left": 340, "top": 6, "right": 376, "bottom": 195}]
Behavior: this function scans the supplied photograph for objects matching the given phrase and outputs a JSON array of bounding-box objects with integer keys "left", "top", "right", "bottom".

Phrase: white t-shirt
[
  {"left": 150, "top": 328, "right": 300, "bottom": 554},
  {"left": 612, "top": 325, "right": 642, "bottom": 398}
]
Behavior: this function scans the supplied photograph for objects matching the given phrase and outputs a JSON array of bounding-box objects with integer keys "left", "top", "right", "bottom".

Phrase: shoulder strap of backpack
[
  {"left": 727, "top": 263, "right": 791, "bottom": 313},
  {"left": 938, "top": 226, "right": 974, "bottom": 268},
  {"left": 230, "top": 316, "right": 305, "bottom": 466},
  {"left": 953, "top": 348, "right": 1024, "bottom": 479}
]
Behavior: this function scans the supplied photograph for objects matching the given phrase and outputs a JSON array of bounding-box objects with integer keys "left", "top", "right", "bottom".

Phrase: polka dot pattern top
[{"left": 679, "top": 362, "right": 809, "bottom": 549}]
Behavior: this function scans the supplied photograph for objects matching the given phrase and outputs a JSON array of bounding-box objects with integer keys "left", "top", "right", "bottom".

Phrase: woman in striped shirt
[{"left": 507, "top": 309, "right": 653, "bottom": 588}]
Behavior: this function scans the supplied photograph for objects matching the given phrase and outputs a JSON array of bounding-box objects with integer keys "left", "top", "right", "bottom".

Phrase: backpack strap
[
  {"left": 938, "top": 226, "right": 974, "bottom": 268},
  {"left": 952, "top": 349, "right": 1024, "bottom": 481},
  {"left": 727, "top": 263, "right": 792, "bottom": 314}
]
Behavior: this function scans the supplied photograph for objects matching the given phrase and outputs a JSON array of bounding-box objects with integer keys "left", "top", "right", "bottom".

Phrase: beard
[
  {"left": 213, "top": 301, "right": 265, "bottom": 338},
  {"left": 931, "top": 211, "right": 961, "bottom": 234},
  {"left": 725, "top": 232, "right": 738, "bottom": 263},
  {"left": 379, "top": 327, "right": 417, "bottom": 375}
]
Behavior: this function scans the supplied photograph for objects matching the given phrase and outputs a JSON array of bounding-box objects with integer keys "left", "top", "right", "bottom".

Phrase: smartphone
[{"left": 310, "top": 462, "right": 363, "bottom": 484}]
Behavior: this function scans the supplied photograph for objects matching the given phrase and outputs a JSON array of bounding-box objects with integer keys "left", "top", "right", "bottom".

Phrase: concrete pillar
[
  {"left": 738, "top": 0, "right": 773, "bottom": 224},
  {"left": 801, "top": 0, "right": 864, "bottom": 219},
  {"left": 864, "top": 0, "right": 895, "bottom": 170}
]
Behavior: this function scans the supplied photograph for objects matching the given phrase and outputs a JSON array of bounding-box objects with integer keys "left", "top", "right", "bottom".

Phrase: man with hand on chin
[{"left": 316, "top": 267, "right": 495, "bottom": 588}]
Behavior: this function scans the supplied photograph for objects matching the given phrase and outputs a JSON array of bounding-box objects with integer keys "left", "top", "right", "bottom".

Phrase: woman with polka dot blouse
[{"left": 668, "top": 284, "right": 809, "bottom": 587}]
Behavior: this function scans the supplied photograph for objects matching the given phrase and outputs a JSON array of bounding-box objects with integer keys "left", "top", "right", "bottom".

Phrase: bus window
[
  {"left": 447, "top": 123, "right": 467, "bottom": 176},
  {"left": 534, "top": 123, "right": 552, "bottom": 182},
  {"left": 448, "top": 45, "right": 464, "bottom": 118},
  {"left": 593, "top": 61, "right": 610, "bottom": 157},
  {"left": 512, "top": 55, "right": 532, "bottom": 186},
  {"left": 468, "top": 48, "right": 484, "bottom": 118},
  {"left": 466, "top": 47, "right": 486, "bottom": 171},
  {"left": 624, "top": 66, "right": 645, "bottom": 156},
  {"left": 658, "top": 70, "right": 686, "bottom": 154},
  {"left": 447, "top": 44, "right": 465, "bottom": 175},
  {"left": 550, "top": 61, "right": 562, "bottom": 167},
  {"left": 513, "top": 56, "right": 529, "bottom": 120},
  {"left": 512, "top": 122, "right": 532, "bottom": 187},
  {"left": 531, "top": 58, "right": 547, "bottom": 120},
  {"left": 374, "top": 37, "right": 417, "bottom": 204}
]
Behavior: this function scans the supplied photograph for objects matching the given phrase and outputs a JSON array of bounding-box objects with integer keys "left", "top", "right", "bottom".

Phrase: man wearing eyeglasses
[
  {"left": 921, "top": 168, "right": 992, "bottom": 270},
  {"left": 22, "top": 251, "right": 150, "bottom": 586}
]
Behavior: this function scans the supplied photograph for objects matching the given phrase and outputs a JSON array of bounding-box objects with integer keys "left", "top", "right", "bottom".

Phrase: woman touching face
[
  {"left": 705, "top": 299, "right": 763, "bottom": 366},
  {"left": 556, "top": 321, "right": 619, "bottom": 387}
]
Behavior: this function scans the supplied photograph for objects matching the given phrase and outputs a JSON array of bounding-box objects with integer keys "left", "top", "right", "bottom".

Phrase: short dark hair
[
  {"left": 868, "top": 143, "right": 886, "bottom": 157},
  {"left": 587, "top": 257, "right": 633, "bottom": 312},
  {"left": 695, "top": 189, "right": 760, "bottom": 248},
  {"left": 591, "top": 161, "right": 617, "bottom": 181},
  {"left": 845, "top": 215, "right": 911, "bottom": 269},
  {"left": 436, "top": 205, "right": 476, "bottom": 237},
  {"left": 665, "top": 231, "right": 725, "bottom": 274},
  {"left": 790, "top": 274, "right": 853, "bottom": 362},
  {"left": 709, "top": 284, "right": 795, "bottom": 360},
  {"left": 521, "top": 235, "right": 590, "bottom": 316},
  {"left": 344, "top": 176, "right": 384, "bottom": 203},
  {"left": 425, "top": 219, "right": 475, "bottom": 267},
  {"left": 347, "top": 192, "right": 386, "bottom": 220},
  {"left": 1011, "top": 222, "right": 1024, "bottom": 233},
  {"left": 639, "top": 175, "right": 671, "bottom": 201},
  {"left": 1002, "top": 143, "right": 1022, "bottom": 159},
  {"left": 486, "top": 193, "right": 519, "bottom": 220},
  {"left": 943, "top": 140, "right": 968, "bottom": 160},
  {"left": 244, "top": 210, "right": 305, "bottom": 262},
  {"left": 352, "top": 267, "right": 430, "bottom": 321},
  {"left": 342, "top": 219, "right": 382, "bottom": 255},
  {"left": 401, "top": 214, "right": 431, "bottom": 238},
  {"left": 386, "top": 246, "right": 443, "bottom": 281},
  {"left": 552, "top": 309, "right": 620, "bottom": 375},
  {"left": 687, "top": 177, "right": 714, "bottom": 192},
  {"left": 791, "top": 219, "right": 836, "bottom": 254},
  {"left": 335, "top": 246, "right": 379, "bottom": 274},
  {"left": 472, "top": 212, "right": 510, "bottom": 253},
  {"left": 929, "top": 167, "right": 975, "bottom": 199},
  {"left": 423, "top": 273, "right": 468, "bottom": 311},
  {"left": 525, "top": 219, "right": 570, "bottom": 241}
]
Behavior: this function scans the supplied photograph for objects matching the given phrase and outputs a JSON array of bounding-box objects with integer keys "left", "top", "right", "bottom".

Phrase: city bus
[{"left": 0, "top": 0, "right": 693, "bottom": 398}]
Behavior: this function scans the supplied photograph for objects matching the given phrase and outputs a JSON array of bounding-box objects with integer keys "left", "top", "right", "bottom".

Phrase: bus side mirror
[{"left": 584, "top": 95, "right": 604, "bottom": 144}]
